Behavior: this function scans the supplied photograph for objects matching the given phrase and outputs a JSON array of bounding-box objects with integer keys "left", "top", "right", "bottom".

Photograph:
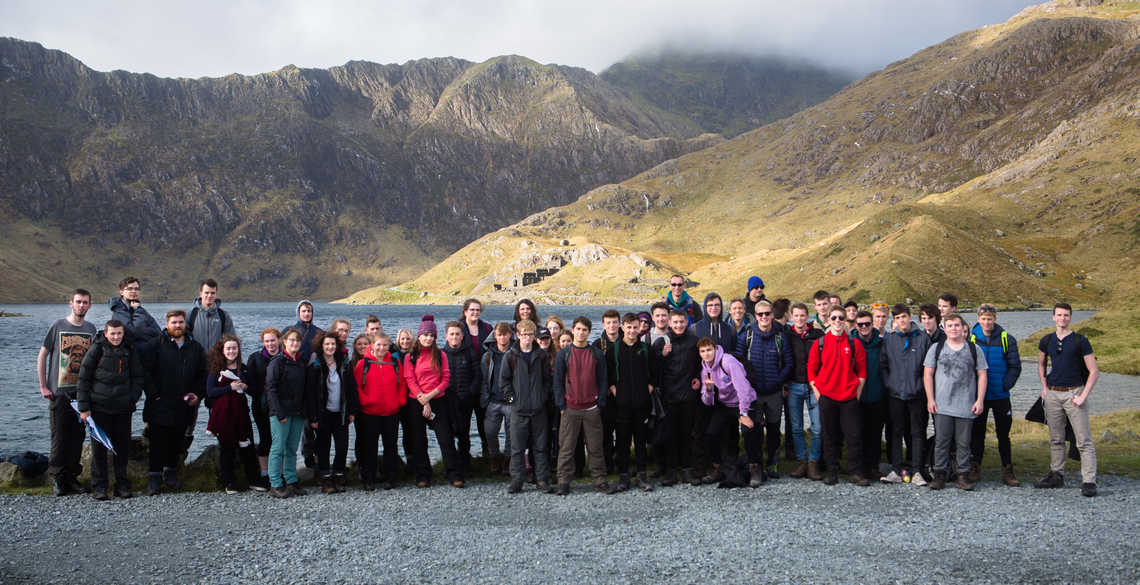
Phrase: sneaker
[
  {"left": 250, "top": 477, "right": 270, "bottom": 492},
  {"left": 1035, "top": 471, "right": 1064, "bottom": 489},
  {"left": 881, "top": 471, "right": 903, "bottom": 484},
  {"left": 911, "top": 471, "right": 928, "bottom": 487},
  {"left": 766, "top": 464, "right": 780, "bottom": 480},
  {"left": 225, "top": 483, "right": 240, "bottom": 495},
  {"left": 1081, "top": 483, "right": 1097, "bottom": 497}
]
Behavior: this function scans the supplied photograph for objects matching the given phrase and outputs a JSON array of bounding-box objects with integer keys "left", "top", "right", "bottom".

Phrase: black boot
[
  {"left": 147, "top": 472, "right": 162, "bottom": 496},
  {"left": 162, "top": 467, "right": 180, "bottom": 490}
]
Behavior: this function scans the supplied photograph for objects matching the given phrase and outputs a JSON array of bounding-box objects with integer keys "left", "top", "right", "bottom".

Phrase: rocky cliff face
[{"left": 1, "top": 41, "right": 736, "bottom": 301}]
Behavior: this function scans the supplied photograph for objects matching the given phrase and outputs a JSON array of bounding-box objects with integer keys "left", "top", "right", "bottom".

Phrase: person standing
[
  {"left": 1035, "top": 303, "right": 1099, "bottom": 497},
  {"left": 289, "top": 300, "right": 323, "bottom": 468},
  {"left": 459, "top": 299, "right": 493, "bottom": 459},
  {"left": 37, "top": 289, "right": 97, "bottom": 496},
  {"left": 879, "top": 305, "right": 931, "bottom": 486},
  {"left": 309, "top": 331, "right": 357, "bottom": 494},
  {"left": 785, "top": 303, "right": 824, "bottom": 480},
  {"left": 184, "top": 278, "right": 236, "bottom": 458},
  {"left": 665, "top": 275, "right": 702, "bottom": 325},
  {"left": 109, "top": 276, "right": 162, "bottom": 352},
  {"left": 204, "top": 334, "right": 262, "bottom": 494},
  {"left": 852, "top": 311, "right": 886, "bottom": 480},
  {"left": 593, "top": 309, "right": 622, "bottom": 475},
  {"left": 652, "top": 310, "right": 702, "bottom": 486},
  {"left": 265, "top": 327, "right": 311, "bottom": 498},
  {"left": 924, "top": 314, "right": 987, "bottom": 491},
  {"left": 735, "top": 300, "right": 792, "bottom": 481},
  {"left": 142, "top": 310, "right": 207, "bottom": 495},
  {"left": 353, "top": 334, "right": 406, "bottom": 490},
  {"left": 807, "top": 305, "right": 869, "bottom": 486},
  {"left": 726, "top": 298, "right": 754, "bottom": 336},
  {"left": 77, "top": 320, "right": 143, "bottom": 500},
  {"left": 742, "top": 276, "right": 767, "bottom": 317},
  {"left": 553, "top": 317, "right": 612, "bottom": 495},
  {"left": 442, "top": 321, "right": 480, "bottom": 476},
  {"left": 500, "top": 319, "right": 553, "bottom": 494},
  {"left": 480, "top": 323, "right": 514, "bottom": 475},
  {"left": 611, "top": 313, "right": 656, "bottom": 492},
  {"left": 646, "top": 302, "right": 672, "bottom": 346},
  {"left": 811, "top": 290, "right": 832, "bottom": 331},
  {"left": 404, "top": 315, "right": 462, "bottom": 488},
  {"left": 919, "top": 304, "right": 946, "bottom": 344},
  {"left": 968, "top": 304, "right": 1022, "bottom": 487},
  {"left": 244, "top": 328, "right": 280, "bottom": 490},
  {"left": 691, "top": 293, "right": 736, "bottom": 353}
]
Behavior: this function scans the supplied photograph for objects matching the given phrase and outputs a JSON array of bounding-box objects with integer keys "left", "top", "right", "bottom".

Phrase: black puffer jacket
[
  {"left": 77, "top": 334, "right": 144, "bottom": 415},
  {"left": 266, "top": 352, "right": 309, "bottom": 418},
  {"left": 442, "top": 343, "right": 479, "bottom": 399},
  {"left": 143, "top": 332, "right": 207, "bottom": 427}
]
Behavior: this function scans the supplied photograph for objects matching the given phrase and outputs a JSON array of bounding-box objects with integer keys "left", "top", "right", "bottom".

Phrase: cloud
[{"left": 0, "top": 0, "right": 1040, "bottom": 78}]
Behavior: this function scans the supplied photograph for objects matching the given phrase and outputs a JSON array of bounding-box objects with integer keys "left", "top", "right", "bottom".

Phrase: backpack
[
  {"left": 1042, "top": 332, "right": 1092, "bottom": 384},
  {"left": 187, "top": 305, "right": 229, "bottom": 337},
  {"left": 969, "top": 331, "right": 1009, "bottom": 354},
  {"left": 932, "top": 339, "right": 978, "bottom": 371},
  {"left": 717, "top": 459, "right": 750, "bottom": 489},
  {"left": 814, "top": 334, "right": 858, "bottom": 377}
]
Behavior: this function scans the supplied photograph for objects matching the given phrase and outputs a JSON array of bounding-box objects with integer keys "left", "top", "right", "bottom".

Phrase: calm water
[{"left": 1, "top": 302, "right": 1133, "bottom": 459}]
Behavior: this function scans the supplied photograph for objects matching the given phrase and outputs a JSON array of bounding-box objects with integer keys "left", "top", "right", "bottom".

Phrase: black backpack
[
  {"left": 1042, "top": 332, "right": 1092, "bottom": 383},
  {"left": 932, "top": 339, "right": 978, "bottom": 370}
]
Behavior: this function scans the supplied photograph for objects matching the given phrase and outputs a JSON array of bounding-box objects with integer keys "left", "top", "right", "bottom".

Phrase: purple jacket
[{"left": 699, "top": 346, "right": 756, "bottom": 416}]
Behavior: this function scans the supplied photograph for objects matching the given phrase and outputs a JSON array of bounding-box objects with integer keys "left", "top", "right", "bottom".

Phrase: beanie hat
[
  {"left": 747, "top": 276, "right": 765, "bottom": 291},
  {"left": 417, "top": 315, "right": 437, "bottom": 337}
]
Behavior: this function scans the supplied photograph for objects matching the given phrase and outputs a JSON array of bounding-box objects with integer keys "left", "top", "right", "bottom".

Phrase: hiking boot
[
  {"left": 1035, "top": 471, "right": 1064, "bottom": 489},
  {"left": 701, "top": 464, "right": 723, "bottom": 485},
  {"left": 556, "top": 483, "right": 570, "bottom": 496},
  {"left": 114, "top": 484, "right": 133, "bottom": 499},
  {"left": 1081, "top": 482, "right": 1097, "bottom": 497},
  {"left": 451, "top": 480, "right": 466, "bottom": 489},
  {"left": 650, "top": 468, "right": 665, "bottom": 479},
  {"left": 537, "top": 481, "right": 552, "bottom": 494},
  {"left": 634, "top": 472, "right": 653, "bottom": 492},
  {"left": 224, "top": 483, "right": 240, "bottom": 495},
  {"left": 955, "top": 474, "right": 974, "bottom": 491},
  {"left": 146, "top": 473, "right": 162, "bottom": 496},
  {"left": 911, "top": 471, "right": 928, "bottom": 487},
  {"left": 52, "top": 479, "right": 70, "bottom": 497},
  {"left": 93, "top": 487, "right": 110, "bottom": 501},
  {"left": 807, "top": 461, "right": 822, "bottom": 481},
  {"left": 250, "top": 476, "right": 270, "bottom": 492},
  {"left": 684, "top": 468, "right": 701, "bottom": 486},
  {"left": 362, "top": 481, "right": 376, "bottom": 492},
  {"left": 617, "top": 474, "right": 631, "bottom": 492},
  {"left": 162, "top": 468, "right": 180, "bottom": 490},
  {"left": 660, "top": 470, "right": 678, "bottom": 487},
  {"left": 789, "top": 460, "right": 808, "bottom": 479},
  {"left": 823, "top": 471, "right": 838, "bottom": 486},
  {"left": 929, "top": 471, "right": 946, "bottom": 491},
  {"left": 850, "top": 473, "right": 870, "bottom": 487},
  {"left": 766, "top": 463, "right": 780, "bottom": 480},
  {"left": 967, "top": 461, "right": 981, "bottom": 483},
  {"left": 269, "top": 485, "right": 290, "bottom": 499},
  {"left": 748, "top": 463, "right": 764, "bottom": 488},
  {"left": 596, "top": 482, "right": 614, "bottom": 494},
  {"left": 489, "top": 455, "right": 502, "bottom": 474},
  {"left": 384, "top": 480, "right": 398, "bottom": 490},
  {"left": 881, "top": 470, "right": 903, "bottom": 484},
  {"left": 507, "top": 480, "right": 523, "bottom": 494},
  {"left": 320, "top": 476, "right": 336, "bottom": 495},
  {"left": 1002, "top": 465, "right": 1021, "bottom": 487},
  {"left": 333, "top": 473, "right": 347, "bottom": 493},
  {"left": 287, "top": 483, "right": 306, "bottom": 497}
]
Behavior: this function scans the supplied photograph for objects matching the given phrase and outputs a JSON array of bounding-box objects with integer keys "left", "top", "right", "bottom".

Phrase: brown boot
[
  {"left": 789, "top": 460, "right": 808, "bottom": 479},
  {"left": 955, "top": 473, "right": 974, "bottom": 491},
  {"left": 806, "top": 461, "right": 822, "bottom": 481},
  {"left": 500, "top": 454, "right": 512, "bottom": 475},
  {"left": 1002, "top": 464, "right": 1020, "bottom": 487},
  {"left": 490, "top": 455, "right": 502, "bottom": 474},
  {"left": 967, "top": 461, "right": 981, "bottom": 483},
  {"left": 320, "top": 476, "right": 335, "bottom": 495},
  {"left": 701, "top": 464, "right": 722, "bottom": 485},
  {"left": 748, "top": 463, "right": 763, "bottom": 488},
  {"left": 333, "top": 474, "right": 347, "bottom": 493}
]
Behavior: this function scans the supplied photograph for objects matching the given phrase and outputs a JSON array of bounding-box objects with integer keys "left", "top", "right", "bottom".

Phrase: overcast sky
[{"left": 1, "top": 0, "right": 1041, "bottom": 78}]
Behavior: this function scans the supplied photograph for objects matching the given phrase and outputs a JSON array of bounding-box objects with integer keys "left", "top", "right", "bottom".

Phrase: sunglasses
[
  {"left": 829, "top": 315, "right": 844, "bottom": 321},
  {"left": 670, "top": 283, "right": 684, "bottom": 287},
  {"left": 756, "top": 311, "right": 772, "bottom": 316},
  {"left": 856, "top": 322, "right": 872, "bottom": 327}
]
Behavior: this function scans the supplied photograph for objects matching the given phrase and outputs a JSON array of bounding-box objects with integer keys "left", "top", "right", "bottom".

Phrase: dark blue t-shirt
[{"left": 1038, "top": 332, "right": 1093, "bottom": 387}]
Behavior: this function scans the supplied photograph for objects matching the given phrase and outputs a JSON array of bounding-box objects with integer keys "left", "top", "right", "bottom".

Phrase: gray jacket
[
  {"left": 879, "top": 324, "right": 931, "bottom": 400},
  {"left": 187, "top": 298, "right": 235, "bottom": 351}
]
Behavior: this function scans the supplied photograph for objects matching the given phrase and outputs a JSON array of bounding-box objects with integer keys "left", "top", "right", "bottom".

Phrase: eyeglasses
[
  {"left": 829, "top": 315, "right": 844, "bottom": 321},
  {"left": 755, "top": 311, "right": 772, "bottom": 317},
  {"left": 518, "top": 332, "right": 535, "bottom": 337},
  {"left": 856, "top": 322, "right": 872, "bottom": 328},
  {"left": 670, "top": 283, "right": 684, "bottom": 287}
]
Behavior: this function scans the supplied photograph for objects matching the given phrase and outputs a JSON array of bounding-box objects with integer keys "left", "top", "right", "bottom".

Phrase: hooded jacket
[
  {"left": 666, "top": 290, "right": 703, "bottom": 325},
  {"left": 265, "top": 350, "right": 309, "bottom": 418},
  {"left": 480, "top": 338, "right": 510, "bottom": 408},
  {"left": 142, "top": 331, "right": 207, "bottom": 427},
  {"left": 852, "top": 330, "right": 885, "bottom": 403},
  {"left": 499, "top": 345, "right": 552, "bottom": 416},
  {"left": 553, "top": 343, "right": 609, "bottom": 411},
  {"left": 970, "top": 323, "right": 1021, "bottom": 400},
  {"left": 187, "top": 298, "right": 235, "bottom": 351},
  {"left": 699, "top": 346, "right": 756, "bottom": 417},
  {"left": 288, "top": 300, "right": 323, "bottom": 365},
  {"left": 354, "top": 349, "right": 406, "bottom": 417},
  {"left": 245, "top": 348, "right": 277, "bottom": 407},
  {"left": 109, "top": 296, "right": 162, "bottom": 351},
  {"left": 879, "top": 324, "right": 931, "bottom": 401},
  {"left": 77, "top": 334, "right": 144, "bottom": 415},
  {"left": 651, "top": 328, "right": 700, "bottom": 404},
  {"left": 735, "top": 323, "right": 793, "bottom": 395},
  {"left": 787, "top": 323, "right": 825, "bottom": 384},
  {"left": 690, "top": 292, "right": 736, "bottom": 354}
]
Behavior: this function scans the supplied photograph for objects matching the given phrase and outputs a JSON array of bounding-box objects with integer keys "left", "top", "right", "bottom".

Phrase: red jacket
[
  {"left": 403, "top": 348, "right": 450, "bottom": 400},
  {"left": 807, "top": 331, "right": 866, "bottom": 402},
  {"left": 354, "top": 349, "right": 406, "bottom": 417}
]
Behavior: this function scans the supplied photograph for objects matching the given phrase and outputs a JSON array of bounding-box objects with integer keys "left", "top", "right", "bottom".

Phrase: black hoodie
[{"left": 652, "top": 329, "right": 700, "bottom": 405}]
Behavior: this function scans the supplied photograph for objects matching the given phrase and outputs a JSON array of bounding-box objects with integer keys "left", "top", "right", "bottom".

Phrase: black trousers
[
  {"left": 48, "top": 396, "right": 86, "bottom": 481},
  {"left": 601, "top": 403, "right": 617, "bottom": 473},
  {"left": 971, "top": 398, "right": 1013, "bottom": 466},
  {"left": 888, "top": 396, "right": 928, "bottom": 474},
  {"left": 614, "top": 408, "right": 650, "bottom": 474},
  {"left": 662, "top": 400, "right": 697, "bottom": 471},
  {"left": 450, "top": 392, "right": 479, "bottom": 474},
  {"left": 704, "top": 405, "right": 741, "bottom": 465},
  {"left": 690, "top": 403, "right": 712, "bottom": 471},
  {"left": 250, "top": 394, "right": 272, "bottom": 457},
  {"left": 860, "top": 397, "right": 888, "bottom": 475},
  {"left": 744, "top": 393, "right": 783, "bottom": 466},
  {"left": 820, "top": 396, "right": 862, "bottom": 474},
  {"left": 399, "top": 400, "right": 418, "bottom": 472},
  {"left": 218, "top": 442, "right": 260, "bottom": 486},
  {"left": 355, "top": 413, "right": 400, "bottom": 483},
  {"left": 408, "top": 396, "right": 462, "bottom": 482},
  {"left": 315, "top": 409, "right": 349, "bottom": 475},
  {"left": 148, "top": 424, "right": 185, "bottom": 473},
  {"left": 90, "top": 411, "right": 131, "bottom": 489}
]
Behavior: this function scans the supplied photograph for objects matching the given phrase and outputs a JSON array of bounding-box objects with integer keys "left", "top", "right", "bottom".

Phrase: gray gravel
[{"left": 2, "top": 476, "right": 1138, "bottom": 585}]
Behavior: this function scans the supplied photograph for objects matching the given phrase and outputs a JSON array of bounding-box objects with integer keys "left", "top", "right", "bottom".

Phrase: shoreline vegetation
[
  {"left": 3, "top": 410, "right": 1137, "bottom": 495},
  {"left": 0, "top": 311, "right": 27, "bottom": 317}
]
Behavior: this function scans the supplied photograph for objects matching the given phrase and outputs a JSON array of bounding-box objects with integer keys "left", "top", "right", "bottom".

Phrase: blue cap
[{"left": 747, "top": 276, "right": 764, "bottom": 290}]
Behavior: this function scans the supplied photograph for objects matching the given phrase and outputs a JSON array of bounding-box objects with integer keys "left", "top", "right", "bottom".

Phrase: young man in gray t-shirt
[{"left": 923, "top": 313, "right": 987, "bottom": 490}]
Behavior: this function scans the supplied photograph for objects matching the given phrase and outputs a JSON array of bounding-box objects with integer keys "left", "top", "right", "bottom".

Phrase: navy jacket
[{"left": 735, "top": 324, "right": 793, "bottom": 395}]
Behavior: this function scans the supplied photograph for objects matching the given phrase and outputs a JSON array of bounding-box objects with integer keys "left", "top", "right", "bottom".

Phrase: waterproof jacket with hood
[
  {"left": 553, "top": 343, "right": 608, "bottom": 411},
  {"left": 879, "top": 324, "right": 932, "bottom": 401},
  {"left": 787, "top": 323, "right": 825, "bottom": 384},
  {"left": 443, "top": 342, "right": 479, "bottom": 400},
  {"left": 690, "top": 292, "right": 736, "bottom": 354},
  {"left": 287, "top": 300, "right": 323, "bottom": 365},
  {"left": 142, "top": 331, "right": 207, "bottom": 427},
  {"left": 265, "top": 350, "right": 309, "bottom": 418},
  {"left": 499, "top": 345, "right": 552, "bottom": 416},
  {"left": 245, "top": 348, "right": 277, "bottom": 408},
  {"left": 613, "top": 338, "right": 654, "bottom": 413},
  {"left": 666, "top": 290, "right": 703, "bottom": 325},
  {"left": 735, "top": 323, "right": 793, "bottom": 395},
  {"left": 699, "top": 346, "right": 756, "bottom": 417},
  {"left": 187, "top": 298, "right": 235, "bottom": 351},
  {"left": 77, "top": 333, "right": 144, "bottom": 415},
  {"left": 109, "top": 296, "right": 161, "bottom": 351},
  {"left": 970, "top": 323, "right": 1021, "bottom": 400},
  {"left": 404, "top": 348, "right": 450, "bottom": 400},
  {"left": 480, "top": 339, "right": 510, "bottom": 408},
  {"left": 853, "top": 330, "right": 885, "bottom": 403},
  {"left": 651, "top": 328, "right": 700, "bottom": 405},
  {"left": 308, "top": 353, "right": 359, "bottom": 425},
  {"left": 354, "top": 349, "right": 406, "bottom": 417}
]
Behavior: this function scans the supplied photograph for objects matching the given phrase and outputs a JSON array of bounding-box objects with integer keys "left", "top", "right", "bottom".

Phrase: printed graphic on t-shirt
[{"left": 57, "top": 331, "right": 94, "bottom": 390}]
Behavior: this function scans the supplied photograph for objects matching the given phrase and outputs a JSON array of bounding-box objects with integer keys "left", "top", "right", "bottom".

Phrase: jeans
[
  {"left": 314, "top": 409, "right": 349, "bottom": 476},
  {"left": 484, "top": 401, "right": 512, "bottom": 457},
  {"left": 268, "top": 416, "right": 305, "bottom": 488},
  {"left": 933, "top": 414, "right": 973, "bottom": 475},
  {"left": 49, "top": 396, "right": 86, "bottom": 481},
  {"left": 1044, "top": 388, "right": 1096, "bottom": 483},
  {"left": 970, "top": 398, "right": 1013, "bottom": 466},
  {"left": 786, "top": 383, "right": 821, "bottom": 462}
]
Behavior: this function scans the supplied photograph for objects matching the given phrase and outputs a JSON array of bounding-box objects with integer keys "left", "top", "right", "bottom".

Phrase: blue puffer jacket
[
  {"left": 970, "top": 323, "right": 1021, "bottom": 400},
  {"left": 734, "top": 324, "right": 792, "bottom": 395}
]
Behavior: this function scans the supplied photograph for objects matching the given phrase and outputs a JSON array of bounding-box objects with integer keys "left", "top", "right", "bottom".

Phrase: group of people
[{"left": 36, "top": 273, "right": 1102, "bottom": 500}]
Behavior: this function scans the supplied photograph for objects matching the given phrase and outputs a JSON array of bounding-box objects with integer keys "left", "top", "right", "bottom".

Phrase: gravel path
[{"left": 3, "top": 475, "right": 1138, "bottom": 584}]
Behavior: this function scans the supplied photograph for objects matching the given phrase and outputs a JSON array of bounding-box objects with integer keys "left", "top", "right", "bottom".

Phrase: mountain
[
  {"left": 601, "top": 51, "right": 852, "bottom": 137},
  {"left": 0, "top": 41, "right": 736, "bottom": 302},
  {"left": 345, "top": 0, "right": 1140, "bottom": 373}
]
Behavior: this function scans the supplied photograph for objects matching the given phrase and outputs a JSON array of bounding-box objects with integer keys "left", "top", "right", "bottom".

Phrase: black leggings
[
  {"left": 315, "top": 409, "right": 349, "bottom": 475},
  {"left": 970, "top": 398, "right": 1013, "bottom": 466},
  {"left": 251, "top": 394, "right": 272, "bottom": 457},
  {"left": 219, "top": 442, "right": 260, "bottom": 486},
  {"left": 408, "top": 396, "right": 462, "bottom": 482}
]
